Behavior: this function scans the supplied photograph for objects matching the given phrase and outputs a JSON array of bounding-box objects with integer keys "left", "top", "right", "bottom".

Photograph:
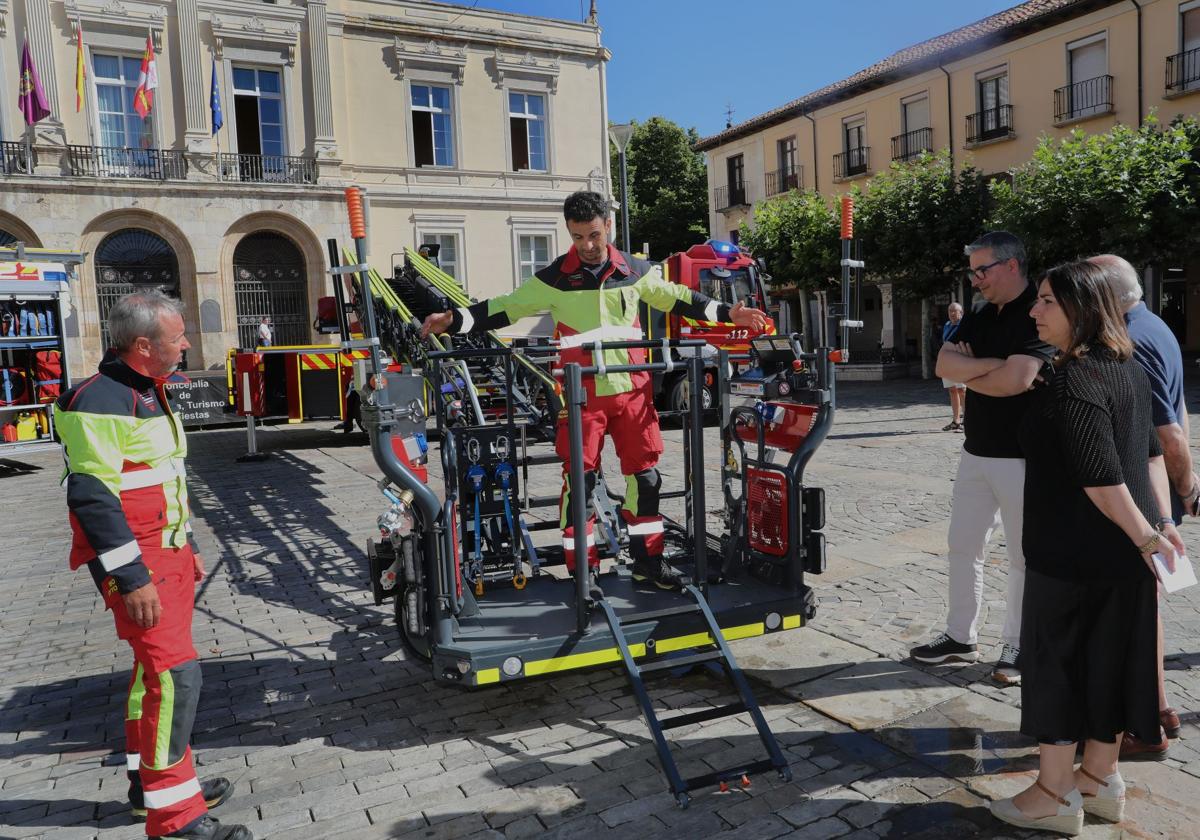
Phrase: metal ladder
[{"left": 598, "top": 584, "right": 793, "bottom": 808}]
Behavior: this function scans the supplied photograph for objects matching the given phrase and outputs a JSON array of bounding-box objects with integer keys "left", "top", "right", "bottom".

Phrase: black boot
[
  {"left": 150, "top": 814, "right": 253, "bottom": 840},
  {"left": 631, "top": 557, "right": 688, "bottom": 590},
  {"left": 132, "top": 777, "right": 234, "bottom": 822}
]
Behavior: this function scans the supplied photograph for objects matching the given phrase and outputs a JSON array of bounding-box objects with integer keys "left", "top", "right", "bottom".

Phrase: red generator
[{"left": 723, "top": 334, "right": 833, "bottom": 590}]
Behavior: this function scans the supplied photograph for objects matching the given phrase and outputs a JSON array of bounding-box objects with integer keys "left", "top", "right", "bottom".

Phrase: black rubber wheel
[
  {"left": 395, "top": 589, "right": 432, "bottom": 662},
  {"left": 668, "top": 376, "right": 714, "bottom": 415}
]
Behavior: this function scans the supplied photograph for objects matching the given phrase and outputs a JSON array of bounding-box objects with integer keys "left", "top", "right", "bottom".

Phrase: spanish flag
[
  {"left": 74, "top": 22, "right": 85, "bottom": 113},
  {"left": 132, "top": 34, "right": 156, "bottom": 119}
]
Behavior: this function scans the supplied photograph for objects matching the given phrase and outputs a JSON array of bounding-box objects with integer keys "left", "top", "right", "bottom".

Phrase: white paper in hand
[{"left": 1152, "top": 552, "right": 1197, "bottom": 594}]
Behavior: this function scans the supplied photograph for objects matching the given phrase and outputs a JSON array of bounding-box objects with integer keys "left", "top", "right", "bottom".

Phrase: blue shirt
[
  {"left": 1125, "top": 301, "right": 1186, "bottom": 519},
  {"left": 942, "top": 320, "right": 961, "bottom": 343}
]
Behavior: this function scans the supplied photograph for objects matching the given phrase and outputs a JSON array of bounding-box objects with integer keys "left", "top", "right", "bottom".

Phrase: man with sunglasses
[{"left": 910, "top": 231, "right": 1054, "bottom": 687}]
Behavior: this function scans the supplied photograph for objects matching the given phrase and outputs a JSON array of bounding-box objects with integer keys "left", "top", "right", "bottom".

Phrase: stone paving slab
[{"left": 3, "top": 375, "right": 1200, "bottom": 838}]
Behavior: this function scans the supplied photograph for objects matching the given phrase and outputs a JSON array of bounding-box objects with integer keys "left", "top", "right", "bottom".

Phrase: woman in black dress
[{"left": 989, "top": 260, "right": 1184, "bottom": 836}]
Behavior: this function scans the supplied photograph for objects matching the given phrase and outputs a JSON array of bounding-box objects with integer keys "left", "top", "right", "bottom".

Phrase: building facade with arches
[{"left": 0, "top": 1, "right": 611, "bottom": 377}]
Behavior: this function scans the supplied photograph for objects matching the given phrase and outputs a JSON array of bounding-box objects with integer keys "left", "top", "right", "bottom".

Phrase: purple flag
[{"left": 18, "top": 39, "right": 51, "bottom": 126}]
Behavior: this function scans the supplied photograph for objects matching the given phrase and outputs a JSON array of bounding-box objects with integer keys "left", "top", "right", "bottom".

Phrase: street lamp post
[{"left": 608, "top": 123, "right": 635, "bottom": 254}]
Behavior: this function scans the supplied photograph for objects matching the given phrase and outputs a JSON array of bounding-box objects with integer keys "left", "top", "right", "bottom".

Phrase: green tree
[
  {"left": 739, "top": 189, "right": 840, "bottom": 344},
  {"left": 609, "top": 117, "right": 709, "bottom": 256},
  {"left": 988, "top": 116, "right": 1200, "bottom": 272},
  {"left": 853, "top": 149, "right": 986, "bottom": 375},
  {"left": 854, "top": 149, "right": 986, "bottom": 300}
]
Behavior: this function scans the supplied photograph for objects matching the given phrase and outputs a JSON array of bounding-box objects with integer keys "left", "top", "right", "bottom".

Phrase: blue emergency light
[{"left": 707, "top": 239, "right": 738, "bottom": 255}]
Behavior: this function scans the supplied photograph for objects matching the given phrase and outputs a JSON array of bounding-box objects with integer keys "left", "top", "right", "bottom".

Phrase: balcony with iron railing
[
  {"left": 217, "top": 153, "right": 316, "bottom": 185},
  {"left": 714, "top": 183, "right": 748, "bottom": 211},
  {"left": 1166, "top": 47, "right": 1200, "bottom": 96},
  {"left": 0, "top": 141, "right": 33, "bottom": 175},
  {"left": 66, "top": 145, "right": 188, "bottom": 180},
  {"left": 891, "top": 127, "right": 933, "bottom": 162},
  {"left": 966, "top": 104, "right": 1014, "bottom": 145},
  {"left": 1053, "top": 75, "right": 1113, "bottom": 124},
  {"left": 765, "top": 167, "right": 801, "bottom": 196},
  {"left": 833, "top": 146, "right": 870, "bottom": 179}
]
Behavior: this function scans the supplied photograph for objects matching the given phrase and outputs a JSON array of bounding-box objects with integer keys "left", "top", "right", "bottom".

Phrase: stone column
[
  {"left": 879, "top": 283, "right": 898, "bottom": 355},
  {"left": 176, "top": 0, "right": 209, "bottom": 154},
  {"left": 307, "top": 0, "right": 341, "bottom": 181},
  {"left": 25, "top": 0, "right": 64, "bottom": 173}
]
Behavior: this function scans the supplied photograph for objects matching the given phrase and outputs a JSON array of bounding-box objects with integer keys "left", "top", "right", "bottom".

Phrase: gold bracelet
[{"left": 1137, "top": 532, "right": 1161, "bottom": 554}]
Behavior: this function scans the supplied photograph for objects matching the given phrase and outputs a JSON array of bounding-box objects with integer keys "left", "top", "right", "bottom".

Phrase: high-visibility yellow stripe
[
  {"left": 127, "top": 664, "right": 145, "bottom": 721},
  {"left": 150, "top": 669, "right": 175, "bottom": 770},
  {"left": 472, "top": 620, "right": 776, "bottom": 685},
  {"left": 782, "top": 615, "right": 801, "bottom": 630}
]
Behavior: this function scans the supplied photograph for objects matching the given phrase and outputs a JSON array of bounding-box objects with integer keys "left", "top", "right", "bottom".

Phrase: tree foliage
[
  {"left": 738, "top": 189, "right": 840, "bottom": 293},
  {"left": 988, "top": 116, "right": 1200, "bottom": 272},
  {"left": 854, "top": 150, "right": 986, "bottom": 299},
  {"left": 609, "top": 117, "right": 709, "bottom": 257}
]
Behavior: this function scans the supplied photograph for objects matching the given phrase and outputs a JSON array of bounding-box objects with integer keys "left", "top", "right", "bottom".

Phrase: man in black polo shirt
[{"left": 911, "top": 231, "right": 1054, "bottom": 686}]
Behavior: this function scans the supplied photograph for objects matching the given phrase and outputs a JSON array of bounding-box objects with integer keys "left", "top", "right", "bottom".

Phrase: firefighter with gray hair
[{"left": 55, "top": 291, "right": 251, "bottom": 840}]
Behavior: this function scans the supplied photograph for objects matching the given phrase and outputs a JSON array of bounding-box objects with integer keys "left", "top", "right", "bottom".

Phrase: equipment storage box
[{"left": 0, "top": 247, "right": 81, "bottom": 455}]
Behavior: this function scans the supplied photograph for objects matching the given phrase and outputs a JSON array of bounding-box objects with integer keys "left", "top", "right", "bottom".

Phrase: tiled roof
[{"left": 694, "top": 0, "right": 1117, "bottom": 152}]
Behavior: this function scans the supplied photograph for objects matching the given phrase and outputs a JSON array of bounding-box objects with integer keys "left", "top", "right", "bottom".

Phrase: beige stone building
[
  {"left": 0, "top": 0, "right": 611, "bottom": 377},
  {"left": 696, "top": 0, "right": 1200, "bottom": 359}
]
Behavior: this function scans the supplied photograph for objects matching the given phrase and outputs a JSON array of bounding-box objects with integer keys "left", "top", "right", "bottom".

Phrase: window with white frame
[
  {"left": 1063, "top": 34, "right": 1109, "bottom": 120},
  {"left": 509, "top": 92, "right": 547, "bottom": 171},
  {"left": 841, "top": 116, "right": 867, "bottom": 176},
  {"left": 1177, "top": 2, "right": 1200, "bottom": 91},
  {"left": 93, "top": 53, "right": 153, "bottom": 150},
  {"left": 232, "top": 67, "right": 284, "bottom": 159},
  {"left": 421, "top": 233, "right": 460, "bottom": 282},
  {"left": 411, "top": 84, "right": 454, "bottom": 167},
  {"left": 517, "top": 234, "right": 551, "bottom": 279}
]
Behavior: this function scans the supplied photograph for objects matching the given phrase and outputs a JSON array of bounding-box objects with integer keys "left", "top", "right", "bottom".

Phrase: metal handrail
[
  {"left": 966, "top": 104, "right": 1014, "bottom": 144},
  {"left": 1166, "top": 46, "right": 1200, "bottom": 93},
  {"left": 765, "top": 168, "right": 801, "bottom": 196},
  {"left": 0, "top": 141, "right": 33, "bottom": 175},
  {"left": 890, "top": 127, "right": 933, "bottom": 162},
  {"left": 833, "top": 147, "right": 869, "bottom": 178},
  {"left": 1053, "top": 75, "right": 1113, "bottom": 122},
  {"left": 66, "top": 145, "right": 187, "bottom": 180},
  {"left": 217, "top": 153, "right": 316, "bottom": 185},
  {"left": 714, "top": 184, "right": 748, "bottom": 210}
]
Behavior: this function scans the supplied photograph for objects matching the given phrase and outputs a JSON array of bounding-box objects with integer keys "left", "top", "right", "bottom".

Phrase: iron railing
[
  {"left": 765, "top": 168, "right": 801, "bottom": 195},
  {"left": 217, "top": 153, "right": 316, "bottom": 185},
  {"left": 891, "top": 127, "right": 933, "bottom": 162},
  {"left": 714, "top": 184, "right": 747, "bottom": 210},
  {"left": 66, "top": 145, "right": 187, "bottom": 180},
  {"left": 1053, "top": 75, "right": 1113, "bottom": 122},
  {"left": 1166, "top": 47, "right": 1200, "bottom": 94},
  {"left": 834, "top": 146, "right": 870, "bottom": 178},
  {"left": 0, "top": 141, "right": 33, "bottom": 175},
  {"left": 966, "top": 104, "right": 1014, "bottom": 144}
]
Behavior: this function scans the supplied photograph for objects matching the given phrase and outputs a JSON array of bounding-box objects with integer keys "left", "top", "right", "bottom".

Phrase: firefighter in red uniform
[
  {"left": 55, "top": 292, "right": 252, "bottom": 840},
  {"left": 423, "top": 191, "right": 766, "bottom": 599}
]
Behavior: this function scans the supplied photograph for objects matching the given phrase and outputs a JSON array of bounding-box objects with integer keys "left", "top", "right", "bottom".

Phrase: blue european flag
[{"left": 210, "top": 60, "right": 223, "bottom": 135}]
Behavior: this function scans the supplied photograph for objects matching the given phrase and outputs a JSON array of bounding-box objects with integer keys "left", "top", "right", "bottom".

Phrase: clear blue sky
[{"left": 460, "top": 0, "right": 1018, "bottom": 137}]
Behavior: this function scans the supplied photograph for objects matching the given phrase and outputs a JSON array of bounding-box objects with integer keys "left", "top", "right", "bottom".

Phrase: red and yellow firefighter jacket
[
  {"left": 449, "top": 244, "right": 733, "bottom": 397},
  {"left": 55, "top": 352, "right": 193, "bottom": 594}
]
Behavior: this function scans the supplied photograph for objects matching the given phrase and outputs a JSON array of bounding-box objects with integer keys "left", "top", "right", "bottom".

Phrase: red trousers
[
  {"left": 556, "top": 382, "right": 665, "bottom": 570},
  {"left": 103, "top": 546, "right": 206, "bottom": 836}
]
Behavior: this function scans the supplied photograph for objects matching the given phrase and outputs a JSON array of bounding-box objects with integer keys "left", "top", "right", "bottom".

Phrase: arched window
[
  {"left": 95, "top": 228, "right": 180, "bottom": 352},
  {"left": 0, "top": 228, "right": 21, "bottom": 247},
  {"left": 233, "top": 231, "right": 308, "bottom": 348}
]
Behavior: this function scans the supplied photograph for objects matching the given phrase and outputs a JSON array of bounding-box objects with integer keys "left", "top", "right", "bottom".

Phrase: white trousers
[{"left": 945, "top": 450, "right": 1026, "bottom": 648}]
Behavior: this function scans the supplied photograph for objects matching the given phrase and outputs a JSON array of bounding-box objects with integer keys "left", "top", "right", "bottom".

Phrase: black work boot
[
  {"left": 150, "top": 814, "right": 253, "bottom": 840},
  {"left": 587, "top": 568, "right": 604, "bottom": 602},
  {"left": 132, "top": 777, "right": 234, "bottom": 822},
  {"left": 631, "top": 557, "right": 688, "bottom": 590}
]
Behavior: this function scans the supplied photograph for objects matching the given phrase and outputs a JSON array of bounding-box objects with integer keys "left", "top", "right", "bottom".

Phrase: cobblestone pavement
[{"left": 4, "top": 374, "right": 1200, "bottom": 839}]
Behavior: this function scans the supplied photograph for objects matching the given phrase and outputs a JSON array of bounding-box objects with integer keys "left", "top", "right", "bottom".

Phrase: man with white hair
[{"left": 1091, "top": 253, "right": 1194, "bottom": 759}]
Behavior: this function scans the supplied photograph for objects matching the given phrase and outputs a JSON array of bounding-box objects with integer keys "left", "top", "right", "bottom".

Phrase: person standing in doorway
[
  {"left": 941, "top": 302, "right": 967, "bottom": 431},
  {"left": 257, "top": 316, "right": 272, "bottom": 348},
  {"left": 910, "top": 232, "right": 1055, "bottom": 686}
]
